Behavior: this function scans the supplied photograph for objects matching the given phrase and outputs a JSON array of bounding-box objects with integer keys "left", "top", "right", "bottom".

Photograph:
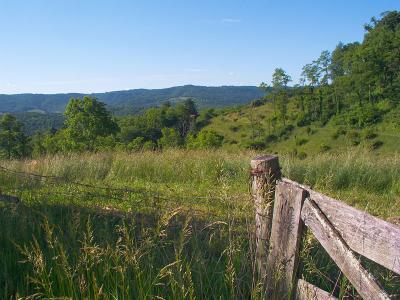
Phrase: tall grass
[
  {"left": 0, "top": 149, "right": 399, "bottom": 299},
  {"left": 282, "top": 150, "right": 400, "bottom": 217}
]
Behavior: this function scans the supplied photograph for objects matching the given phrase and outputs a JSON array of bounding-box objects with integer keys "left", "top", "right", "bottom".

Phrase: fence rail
[{"left": 250, "top": 155, "right": 400, "bottom": 300}]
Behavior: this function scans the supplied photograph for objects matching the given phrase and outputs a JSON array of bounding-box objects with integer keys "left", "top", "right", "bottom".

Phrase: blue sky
[{"left": 1, "top": 1, "right": 399, "bottom": 94}]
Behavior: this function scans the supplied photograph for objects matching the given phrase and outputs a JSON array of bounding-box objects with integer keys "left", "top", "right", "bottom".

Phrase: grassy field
[
  {"left": 1, "top": 149, "right": 399, "bottom": 299},
  {"left": 205, "top": 101, "right": 400, "bottom": 157}
]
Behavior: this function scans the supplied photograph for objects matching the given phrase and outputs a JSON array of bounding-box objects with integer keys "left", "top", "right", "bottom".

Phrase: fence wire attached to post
[{"left": 250, "top": 155, "right": 281, "bottom": 287}]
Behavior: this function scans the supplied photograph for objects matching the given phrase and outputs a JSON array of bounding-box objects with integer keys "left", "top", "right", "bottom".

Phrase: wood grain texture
[
  {"left": 251, "top": 155, "right": 281, "bottom": 280},
  {"left": 266, "top": 181, "right": 306, "bottom": 298},
  {"left": 296, "top": 279, "right": 338, "bottom": 300},
  {"left": 301, "top": 198, "right": 390, "bottom": 300},
  {"left": 282, "top": 178, "right": 400, "bottom": 275}
]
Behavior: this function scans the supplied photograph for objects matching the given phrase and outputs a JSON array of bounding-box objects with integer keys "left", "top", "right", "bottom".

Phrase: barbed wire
[{"left": 0, "top": 164, "right": 238, "bottom": 210}]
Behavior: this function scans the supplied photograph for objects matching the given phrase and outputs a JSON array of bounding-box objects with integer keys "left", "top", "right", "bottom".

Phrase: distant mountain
[{"left": 0, "top": 85, "right": 266, "bottom": 115}]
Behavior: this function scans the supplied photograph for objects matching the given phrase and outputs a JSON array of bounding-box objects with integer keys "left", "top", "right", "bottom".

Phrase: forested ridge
[
  {"left": 0, "top": 11, "right": 399, "bottom": 159},
  {"left": 0, "top": 85, "right": 265, "bottom": 115}
]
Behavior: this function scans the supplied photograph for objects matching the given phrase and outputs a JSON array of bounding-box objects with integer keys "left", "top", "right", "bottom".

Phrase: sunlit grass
[{"left": 1, "top": 149, "right": 399, "bottom": 299}]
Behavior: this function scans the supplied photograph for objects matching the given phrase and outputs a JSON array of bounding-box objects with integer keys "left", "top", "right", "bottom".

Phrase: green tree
[
  {"left": 271, "top": 68, "right": 292, "bottom": 124},
  {"left": 175, "top": 99, "right": 198, "bottom": 138},
  {"left": 159, "top": 127, "right": 182, "bottom": 148},
  {"left": 187, "top": 129, "right": 223, "bottom": 149},
  {"left": 64, "top": 96, "right": 119, "bottom": 150},
  {"left": 0, "top": 114, "right": 29, "bottom": 159}
]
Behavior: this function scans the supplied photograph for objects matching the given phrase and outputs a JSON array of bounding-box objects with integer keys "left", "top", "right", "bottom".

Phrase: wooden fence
[{"left": 250, "top": 155, "right": 400, "bottom": 300}]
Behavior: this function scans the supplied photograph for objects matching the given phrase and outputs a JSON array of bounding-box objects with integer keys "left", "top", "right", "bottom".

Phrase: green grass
[
  {"left": 1, "top": 149, "right": 399, "bottom": 299},
  {"left": 205, "top": 101, "right": 400, "bottom": 157}
]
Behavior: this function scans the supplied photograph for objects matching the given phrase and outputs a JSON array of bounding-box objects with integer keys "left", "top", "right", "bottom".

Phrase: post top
[
  {"left": 251, "top": 154, "right": 278, "bottom": 163},
  {"left": 250, "top": 155, "right": 281, "bottom": 176}
]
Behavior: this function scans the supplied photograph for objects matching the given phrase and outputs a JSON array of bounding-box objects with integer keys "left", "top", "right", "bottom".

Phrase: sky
[{"left": 0, "top": 1, "right": 399, "bottom": 94}]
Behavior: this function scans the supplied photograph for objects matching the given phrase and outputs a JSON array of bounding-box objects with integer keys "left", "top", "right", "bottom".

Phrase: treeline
[
  {"left": 247, "top": 11, "right": 400, "bottom": 148},
  {"left": 15, "top": 112, "right": 65, "bottom": 135},
  {"left": 0, "top": 96, "right": 224, "bottom": 159},
  {"left": 1, "top": 11, "right": 399, "bottom": 158}
]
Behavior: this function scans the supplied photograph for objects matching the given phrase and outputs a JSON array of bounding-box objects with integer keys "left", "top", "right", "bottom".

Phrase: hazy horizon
[
  {"left": 0, "top": 84, "right": 262, "bottom": 96},
  {"left": 1, "top": 0, "right": 399, "bottom": 94}
]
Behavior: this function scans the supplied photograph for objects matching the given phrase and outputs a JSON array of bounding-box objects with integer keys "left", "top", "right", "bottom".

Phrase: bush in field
[
  {"left": 347, "top": 130, "right": 361, "bottom": 146},
  {"left": 187, "top": 129, "right": 224, "bottom": 149},
  {"left": 142, "top": 140, "right": 157, "bottom": 151},
  {"left": 371, "top": 140, "right": 384, "bottom": 150},
  {"left": 296, "top": 137, "right": 309, "bottom": 146},
  {"left": 320, "top": 143, "right": 331, "bottom": 152},
  {"left": 229, "top": 125, "right": 240, "bottom": 132},
  {"left": 363, "top": 128, "right": 378, "bottom": 140},
  {"left": 297, "top": 151, "right": 307, "bottom": 160},
  {"left": 127, "top": 137, "right": 145, "bottom": 152},
  {"left": 159, "top": 127, "right": 182, "bottom": 148},
  {"left": 244, "top": 139, "right": 266, "bottom": 150}
]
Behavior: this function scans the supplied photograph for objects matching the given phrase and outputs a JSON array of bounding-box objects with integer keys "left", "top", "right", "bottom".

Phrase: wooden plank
[
  {"left": 283, "top": 178, "right": 400, "bottom": 275},
  {"left": 250, "top": 155, "right": 281, "bottom": 280},
  {"left": 301, "top": 198, "right": 390, "bottom": 300},
  {"left": 266, "top": 181, "right": 306, "bottom": 298},
  {"left": 296, "top": 279, "right": 338, "bottom": 300}
]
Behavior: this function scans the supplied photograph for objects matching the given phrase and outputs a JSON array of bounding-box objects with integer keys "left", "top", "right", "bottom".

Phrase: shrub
[
  {"left": 320, "top": 143, "right": 331, "bottom": 152},
  {"left": 297, "top": 151, "right": 307, "bottom": 160},
  {"left": 363, "top": 129, "right": 377, "bottom": 140},
  {"left": 265, "top": 134, "right": 278, "bottom": 143},
  {"left": 245, "top": 140, "right": 266, "bottom": 150},
  {"left": 277, "top": 125, "right": 294, "bottom": 139},
  {"left": 142, "top": 140, "right": 157, "bottom": 151},
  {"left": 296, "top": 113, "right": 311, "bottom": 127},
  {"left": 296, "top": 137, "right": 308, "bottom": 146},
  {"left": 344, "top": 104, "right": 382, "bottom": 128},
  {"left": 127, "top": 137, "right": 145, "bottom": 152},
  {"left": 229, "top": 125, "right": 240, "bottom": 132},
  {"left": 347, "top": 130, "right": 361, "bottom": 146},
  {"left": 159, "top": 128, "right": 182, "bottom": 148},
  {"left": 187, "top": 129, "right": 224, "bottom": 149},
  {"left": 371, "top": 140, "right": 384, "bottom": 150},
  {"left": 336, "top": 127, "right": 347, "bottom": 136}
]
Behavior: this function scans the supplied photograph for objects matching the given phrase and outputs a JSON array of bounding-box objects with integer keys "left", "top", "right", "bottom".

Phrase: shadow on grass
[
  {"left": 1, "top": 201, "right": 399, "bottom": 299},
  {"left": 0, "top": 201, "right": 255, "bottom": 300},
  {"left": 299, "top": 229, "right": 400, "bottom": 299}
]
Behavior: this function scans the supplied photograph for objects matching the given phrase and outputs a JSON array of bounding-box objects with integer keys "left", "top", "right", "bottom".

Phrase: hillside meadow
[
  {"left": 204, "top": 99, "right": 400, "bottom": 158},
  {"left": 1, "top": 149, "right": 399, "bottom": 299}
]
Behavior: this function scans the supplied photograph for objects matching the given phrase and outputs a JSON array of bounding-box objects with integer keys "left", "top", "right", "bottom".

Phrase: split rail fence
[{"left": 250, "top": 155, "right": 400, "bottom": 300}]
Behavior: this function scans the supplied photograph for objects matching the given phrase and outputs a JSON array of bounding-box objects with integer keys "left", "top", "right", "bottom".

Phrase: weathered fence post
[
  {"left": 250, "top": 155, "right": 281, "bottom": 281},
  {"left": 266, "top": 181, "right": 307, "bottom": 299}
]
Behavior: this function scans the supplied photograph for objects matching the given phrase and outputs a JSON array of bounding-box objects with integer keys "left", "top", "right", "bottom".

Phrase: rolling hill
[
  {"left": 203, "top": 100, "right": 400, "bottom": 156},
  {"left": 0, "top": 85, "right": 265, "bottom": 115}
]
